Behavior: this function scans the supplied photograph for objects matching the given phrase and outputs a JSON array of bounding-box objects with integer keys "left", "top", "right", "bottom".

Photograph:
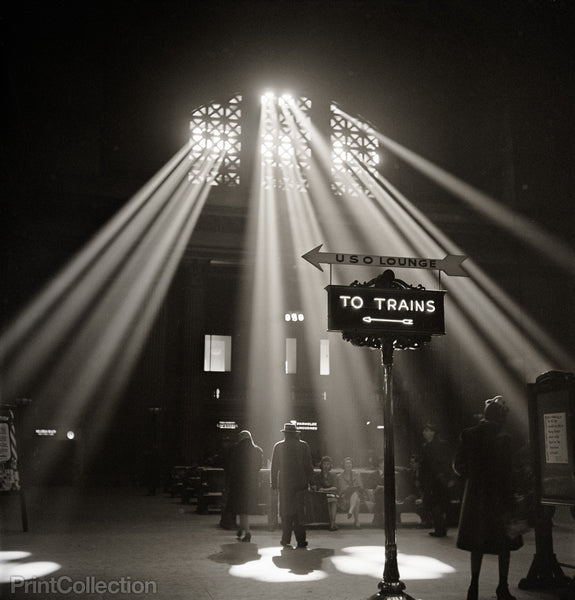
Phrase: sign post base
[{"left": 519, "top": 506, "right": 570, "bottom": 591}]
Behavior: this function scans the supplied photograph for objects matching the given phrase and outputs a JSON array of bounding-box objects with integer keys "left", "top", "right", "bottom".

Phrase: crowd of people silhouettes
[{"left": 214, "top": 396, "right": 527, "bottom": 600}]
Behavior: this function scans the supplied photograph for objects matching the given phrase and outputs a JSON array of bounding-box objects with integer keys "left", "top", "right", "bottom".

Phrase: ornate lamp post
[
  {"left": 334, "top": 270, "right": 439, "bottom": 600},
  {"left": 306, "top": 241, "right": 464, "bottom": 596}
]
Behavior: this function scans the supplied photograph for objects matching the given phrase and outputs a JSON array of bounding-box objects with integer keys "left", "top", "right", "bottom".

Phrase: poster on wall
[
  {"left": 544, "top": 412, "right": 569, "bottom": 464},
  {"left": 0, "top": 409, "right": 21, "bottom": 492}
]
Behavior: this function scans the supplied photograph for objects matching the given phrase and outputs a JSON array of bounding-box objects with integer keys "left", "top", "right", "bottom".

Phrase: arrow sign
[
  {"left": 363, "top": 316, "right": 414, "bottom": 325},
  {"left": 302, "top": 244, "right": 469, "bottom": 277},
  {"left": 327, "top": 284, "right": 446, "bottom": 335}
]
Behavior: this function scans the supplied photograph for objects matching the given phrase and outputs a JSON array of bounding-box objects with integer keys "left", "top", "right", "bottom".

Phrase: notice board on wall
[{"left": 528, "top": 371, "right": 575, "bottom": 506}]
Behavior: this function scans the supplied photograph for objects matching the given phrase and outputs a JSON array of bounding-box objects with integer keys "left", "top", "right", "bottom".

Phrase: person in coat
[
  {"left": 336, "top": 456, "right": 364, "bottom": 528},
  {"left": 228, "top": 430, "right": 263, "bottom": 542},
  {"left": 419, "top": 423, "right": 454, "bottom": 537},
  {"left": 312, "top": 455, "right": 339, "bottom": 531},
  {"left": 453, "top": 396, "right": 522, "bottom": 600},
  {"left": 271, "top": 422, "right": 314, "bottom": 548}
]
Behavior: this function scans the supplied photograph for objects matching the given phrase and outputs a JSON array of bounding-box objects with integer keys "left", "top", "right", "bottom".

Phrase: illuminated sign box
[
  {"left": 217, "top": 421, "right": 238, "bottom": 430},
  {"left": 35, "top": 429, "right": 57, "bottom": 437},
  {"left": 326, "top": 285, "right": 446, "bottom": 336},
  {"left": 296, "top": 421, "right": 318, "bottom": 431}
]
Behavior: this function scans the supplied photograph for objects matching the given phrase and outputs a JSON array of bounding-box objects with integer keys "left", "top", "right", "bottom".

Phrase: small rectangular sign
[
  {"left": 544, "top": 412, "right": 569, "bottom": 464},
  {"left": 326, "top": 285, "right": 446, "bottom": 336}
]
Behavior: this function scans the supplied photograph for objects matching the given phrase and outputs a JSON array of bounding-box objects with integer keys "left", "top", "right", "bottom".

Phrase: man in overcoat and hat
[
  {"left": 270, "top": 422, "right": 314, "bottom": 548},
  {"left": 420, "top": 422, "right": 454, "bottom": 537}
]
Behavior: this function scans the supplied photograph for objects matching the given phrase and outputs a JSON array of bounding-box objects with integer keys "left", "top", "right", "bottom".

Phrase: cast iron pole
[{"left": 367, "top": 337, "right": 408, "bottom": 598}]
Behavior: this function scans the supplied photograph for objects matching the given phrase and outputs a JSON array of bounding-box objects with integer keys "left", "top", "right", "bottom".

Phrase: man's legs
[
  {"left": 293, "top": 511, "right": 307, "bottom": 546},
  {"left": 239, "top": 513, "right": 250, "bottom": 536},
  {"left": 280, "top": 512, "right": 293, "bottom": 545},
  {"left": 429, "top": 485, "right": 448, "bottom": 536}
]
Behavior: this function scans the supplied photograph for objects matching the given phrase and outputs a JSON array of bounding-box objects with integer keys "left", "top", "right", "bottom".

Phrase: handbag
[
  {"left": 505, "top": 491, "right": 534, "bottom": 539},
  {"left": 505, "top": 517, "right": 531, "bottom": 540}
]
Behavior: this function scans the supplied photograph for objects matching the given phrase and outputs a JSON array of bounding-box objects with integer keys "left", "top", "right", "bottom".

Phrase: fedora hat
[{"left": 281, "top": 422, "right": 299, "bottom": 433}]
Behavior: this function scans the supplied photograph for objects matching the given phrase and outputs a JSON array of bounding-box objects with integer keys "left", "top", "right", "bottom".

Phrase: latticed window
[
  {"left": 260, "top": 94, "right": 312, "bottom": 191},
  {"left": 187, "top": 94, "right": 379, "bottom": 194},
  {"left": 189, "top": 95, "right": 242, "bottom": 186},
  {"left": 330, "top": 104, "right": 379, "bottom": 197}
]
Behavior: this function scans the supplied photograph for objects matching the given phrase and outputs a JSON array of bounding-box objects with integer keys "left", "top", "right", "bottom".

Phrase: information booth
[
  {"left": 521, "top": 371, "right": 575, "bottom": 593},
  {"left": 530, "top": 371, "right": 575, "bottom": 506}
]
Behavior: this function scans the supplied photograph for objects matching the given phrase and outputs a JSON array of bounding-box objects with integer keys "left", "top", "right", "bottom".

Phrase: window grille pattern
[
  {"left": 189, "top": 95, "right": 242, "bottom": 186},
  {"left": 260, "top": 95, "right": 312, "bottom": 191},
  {"left": 330, "top": 105, "right": 379, "bottom": 197},
  {"left": 187, "top": 95, "right": 379, "bottom": 194}
]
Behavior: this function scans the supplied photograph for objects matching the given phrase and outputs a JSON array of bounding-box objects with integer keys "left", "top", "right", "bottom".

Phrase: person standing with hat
[
  {"left": 419, "top": 422, "right": 454, "bottom": 537},
  {"left": 453, "top": 396, "right": 523, "bottom": 600},
  {"left": 270, "top": 422, "right": 314, "bottom": 548}
]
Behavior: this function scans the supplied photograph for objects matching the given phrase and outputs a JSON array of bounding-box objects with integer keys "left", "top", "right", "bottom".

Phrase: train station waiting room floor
[{"left": 1, "top": 486, "right": 573, "bottom": 600}]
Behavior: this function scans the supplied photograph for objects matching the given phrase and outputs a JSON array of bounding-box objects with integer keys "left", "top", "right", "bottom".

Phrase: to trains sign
[{"left": 326, "top": 285, "right": 446, "bottom": 336}]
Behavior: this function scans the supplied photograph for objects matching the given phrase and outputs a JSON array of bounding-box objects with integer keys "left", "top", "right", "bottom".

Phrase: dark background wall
[{"left": 2, "top": 0, "right": 573, "bottom": 483}]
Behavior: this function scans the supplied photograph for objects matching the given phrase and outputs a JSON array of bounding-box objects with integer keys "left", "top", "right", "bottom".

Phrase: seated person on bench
[
  {"left": 311, "top": 456, "right": 339, "bottom": 531},
  {"left": 337, "top": 456, "right": 364, "bottom": 529},
  {"left": 368, "top": 456, "right": 385, "bottom": 528}
]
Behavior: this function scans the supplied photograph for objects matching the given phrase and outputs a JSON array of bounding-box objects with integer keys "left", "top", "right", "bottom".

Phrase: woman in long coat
[
  {"left": 453, "top": 396, "right": 522, "bottom": 600},
  {"left": 228, "top": 430, "right": 263, "bottom": 542}
]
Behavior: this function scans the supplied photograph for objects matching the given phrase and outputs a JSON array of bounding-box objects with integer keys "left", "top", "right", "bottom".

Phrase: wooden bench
[{"left": 196, "top": 467, "right": 225, "bottom": 514}]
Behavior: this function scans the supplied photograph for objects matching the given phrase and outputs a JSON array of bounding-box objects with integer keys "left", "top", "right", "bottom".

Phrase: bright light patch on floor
[
  {"left": 332, "top": 547, "right": 456, "bottom": 580},
  {"left": 227, "top": 545, "right": 454, "bottom": 583},
  {"left": 0, "top": 551, "right": 61, "bottom": 583},
  {"left": 229, "top": 547, "right": 328, "bottom": 582}
]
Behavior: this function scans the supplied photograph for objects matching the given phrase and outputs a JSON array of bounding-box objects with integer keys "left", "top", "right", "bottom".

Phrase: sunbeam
[
  {"left": 339, "top": 107, "right": 575, "bottom": 279},
  {"left": 1, "top": 90, "right": 572, "bottom": 489},
  {"left": 0, "top": 143, "right": 220, "bottom": 484}
]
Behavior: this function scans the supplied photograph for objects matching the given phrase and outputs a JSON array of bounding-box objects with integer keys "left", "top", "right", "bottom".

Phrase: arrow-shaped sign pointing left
[{"left": 301, "top": 244, "right": 469, "bottom": 277}]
